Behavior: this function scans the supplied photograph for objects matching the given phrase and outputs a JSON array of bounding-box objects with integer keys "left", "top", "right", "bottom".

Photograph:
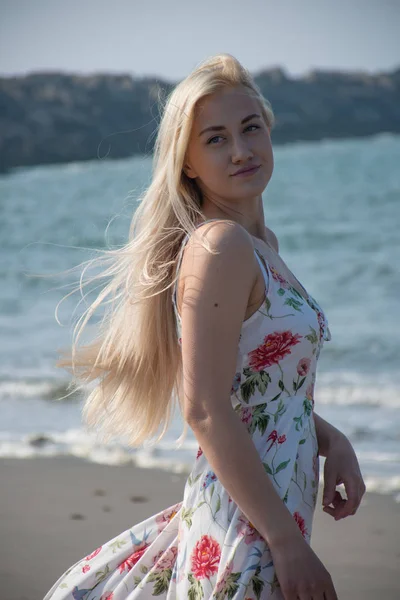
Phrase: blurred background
[{"left": 1, "top": 0, "right": 400, "bottom": 500}]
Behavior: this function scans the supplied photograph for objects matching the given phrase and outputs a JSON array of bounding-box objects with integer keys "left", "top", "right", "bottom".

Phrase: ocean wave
[{"left": 0, "top": 429, "right": 399, "bottom": 501}]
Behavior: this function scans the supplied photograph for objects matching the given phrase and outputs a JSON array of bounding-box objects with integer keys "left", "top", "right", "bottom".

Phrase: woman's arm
[
  {"left": 180, "top": 222, "right": 305, "bottom": 548},
  {"left": 179, "top": 222, "right": 339, "bottom": 598},
  {"left": 313, "top": 411, "right": 344, "bottom": 457}
]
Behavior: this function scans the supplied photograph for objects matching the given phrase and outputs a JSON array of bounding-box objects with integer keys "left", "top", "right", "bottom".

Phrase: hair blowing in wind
[{"left": 55, "top": 53, "right": 275, "bottom": 448}]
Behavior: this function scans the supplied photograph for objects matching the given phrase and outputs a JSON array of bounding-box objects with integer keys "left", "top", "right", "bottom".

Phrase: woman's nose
[{"left": 231, "top": 136, "right": 253, "bottom": 161}]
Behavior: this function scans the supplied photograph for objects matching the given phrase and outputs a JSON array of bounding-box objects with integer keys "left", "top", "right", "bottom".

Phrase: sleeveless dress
[{"left": 43, "top": 219, "right": 332, "bottom": 600}]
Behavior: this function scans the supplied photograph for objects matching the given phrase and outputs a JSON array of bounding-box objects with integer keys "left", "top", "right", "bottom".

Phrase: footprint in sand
[
  {"left": 70, "top": 513, "right": 86, "bottom": 520},
  {"left": 130, "top": 495, "right": 148, "bottom": 503}
]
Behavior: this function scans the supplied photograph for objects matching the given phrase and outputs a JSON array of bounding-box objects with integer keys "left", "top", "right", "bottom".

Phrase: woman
[{"left": 44, "top": 54, "right": 365, "bottom": 599}]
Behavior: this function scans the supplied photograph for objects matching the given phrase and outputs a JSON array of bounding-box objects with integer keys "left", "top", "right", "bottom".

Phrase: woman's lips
[{"left": 232, "top": 165, "right": 261, "bottom": 177}]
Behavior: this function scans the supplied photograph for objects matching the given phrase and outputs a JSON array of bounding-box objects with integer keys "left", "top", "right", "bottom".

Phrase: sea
[{"left": 1, "top": 133, "right": 399, "bottom": 502}]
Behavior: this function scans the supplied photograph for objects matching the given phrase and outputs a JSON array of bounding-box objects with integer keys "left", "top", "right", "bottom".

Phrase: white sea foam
[{"left": 1, "top": 429, "right": 399, "bottom": 500}]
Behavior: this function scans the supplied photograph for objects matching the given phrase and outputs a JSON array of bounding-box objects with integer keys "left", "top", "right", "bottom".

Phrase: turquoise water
[{"left": 1, "top": 133, "right": 399, "bottom": 498}]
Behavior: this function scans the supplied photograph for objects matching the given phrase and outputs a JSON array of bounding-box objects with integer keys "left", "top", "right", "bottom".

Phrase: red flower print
[
  {"left": 118, "top": 545, "right": 148, "bottom": 573},
  {"left": 215, "top": 561, "right": 233, "bottom": 594},
  {"left": 100, "top": 594, "right": 114, "bottom": 600},
  {"left": 153, "top": 546, "right": 178, "bottom": 570},
  {"left": 196, "top": 446, "right": 203, "bottom": 459},
  {"left": 248, "top": 331, "right": 302, "bottom": 371},
  {"left": 267, "top": 430, "right": 286, "bottom": 452},
  {"left": 236, "top": 514, "right": 263, "bottom": 544},
  {"left": 155, "top": 503, "right": 180, "bottom": 531},
  {"left": 316, "top": 311, "right": 324, "bottom": 340},
  {"left": 81, "top": 564, "right": 90, "bottom": 573},
  {"left": 240, "top": 406, "right": 252, "bottom": 425},
  {"left": 293, "top": 511, "right": 308, "bottom": 538},
  {"left": 269, "top": 266, "right": 288, "bottom": 287},
  {"left": 190, "top": 534, "right": 221, "bottom": 579},
  {"left": 84, "top": 546, "right": 102, "bottom": 561},
  {"left": 297, "top": 357, "right": 311, "bottom": 376},
  {"left": 267, "top": 429, "right": 278, "bottom": 452}
]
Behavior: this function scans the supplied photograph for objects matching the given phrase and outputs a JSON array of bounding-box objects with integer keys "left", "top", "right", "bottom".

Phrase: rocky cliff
[{"left": 1, "top": 66, "right": 399, "bottom": 173}]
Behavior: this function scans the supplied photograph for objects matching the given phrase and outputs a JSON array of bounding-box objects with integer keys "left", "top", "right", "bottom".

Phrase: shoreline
[{"left": 2, "top": 456, "right": 399, "bottom": 600}]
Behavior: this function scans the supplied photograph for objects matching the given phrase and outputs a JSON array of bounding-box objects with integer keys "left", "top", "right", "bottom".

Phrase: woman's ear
[{"left": 183, "top": 163, "right": 197, "bottom": 179}]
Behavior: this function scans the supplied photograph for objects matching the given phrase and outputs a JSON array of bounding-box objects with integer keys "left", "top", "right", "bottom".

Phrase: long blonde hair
[{"left": 57, "top": 53, "right": 275, "bottom": 448}]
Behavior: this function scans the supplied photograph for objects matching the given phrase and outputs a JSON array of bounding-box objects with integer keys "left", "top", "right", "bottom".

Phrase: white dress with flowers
[{"left": 43, "top": 220, "right": 332, "bottom": 600}]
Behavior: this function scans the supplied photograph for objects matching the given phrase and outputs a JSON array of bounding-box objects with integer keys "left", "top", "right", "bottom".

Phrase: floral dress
[{"left": 43, "top": 220, "right": 332, "bottom": 600}]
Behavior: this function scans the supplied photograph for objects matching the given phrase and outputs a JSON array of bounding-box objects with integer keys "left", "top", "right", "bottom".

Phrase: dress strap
[{"left": 253, "top": 249, "right": 270, "bottom": 299}]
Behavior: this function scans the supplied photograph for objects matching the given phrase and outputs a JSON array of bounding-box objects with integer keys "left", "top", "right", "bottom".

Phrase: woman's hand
[
  {"left": 271, "top": 534, "right": 338, "bottom": 599},
  {"left": 322, "top": 433, "right": 366, "bottom": 520}
]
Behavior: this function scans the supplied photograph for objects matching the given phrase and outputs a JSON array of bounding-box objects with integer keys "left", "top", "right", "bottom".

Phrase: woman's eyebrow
[{"left": 198, "top": 113, "right": 261, "bottom": 137}]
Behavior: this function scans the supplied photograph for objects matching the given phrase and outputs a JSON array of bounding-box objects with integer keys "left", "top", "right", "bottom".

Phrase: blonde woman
[{"left": 44, "top": 54, "right": 365, "bottom": 599}]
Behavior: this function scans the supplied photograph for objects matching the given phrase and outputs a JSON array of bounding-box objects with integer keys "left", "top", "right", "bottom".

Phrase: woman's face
[{"left": 183, "top": 85, "right": 274, "bottom": 204}]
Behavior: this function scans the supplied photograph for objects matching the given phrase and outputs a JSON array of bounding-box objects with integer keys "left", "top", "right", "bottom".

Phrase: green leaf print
[
  {"left": 214, "top": 493, "right": 221, "bottom": 515},
  {"left": 273, "top": 398, "right": 286, "bottom": 425},
  {"left": 188, "top": 574, "right": 204, "bottom": 600},
  {"left": 303, "top": 472, "right": 307, "bottom": 491},
  {"left": 277, "top": 288, "right": 285, "bottom": 296},
  {"left": 305, "top": 326, "right": 319, "bottom": 345},
  {"left": 215, "top": 572, "right": 241, "bottom": 600},
  {"left": 133, "top": 576, "right": 142, "bottom": 586},
  {"left": 108, "top": 538, "right": 127, "bottom": 553},
  {"left": 147, "top": 568, "right": 173, "bottom": 594},
  {"left": 210, "top": 483, "right": 215, "bottom": 498},
  {"left": 248, "top": 566, "right": 265, "bottom": 599},
  {"left": 188, "top": 473, "right": 202, "bottom": 486},
  {"left": 303, "top": 398, "right": 313, "bottom": 416},
  {"left": 182, "top": 507, "right": 195, "bottom": 529},
  {"left": 299, "top": 438, "right": 306, "bottom": 445},
  {"left": 294, "top": 376, "right": 306, "bottom": 391},
  {"left": 140, "top": 565, "right": 148, "bottom": 574},
  {"left": 263, "top": 462, "right": 273, "bottom": 475},
  {"left": 285, "top": 297, "right": 304, "bottom": 311},
  {"left": 293, "top": 415, "right": 303, "bottom": 431},
  {"left": 270, "top": 571, "right": 281, "bottom": 595},
  {"left": 241, "top": 369, "right": 271, "bottom": 403},
  {"left": 95, "top": 563, "right": 110, "bottom": 585},
  {"left": 253, "top": 412, "right": 270, "bottom": 436},
  {"left": 275, "top": 459, "right": 291, "bottom": 474}
]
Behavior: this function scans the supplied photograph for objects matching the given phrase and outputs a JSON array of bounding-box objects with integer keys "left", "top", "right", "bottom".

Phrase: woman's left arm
[{"left": 313, "top": 412, "right": 367, "bottom": 520}]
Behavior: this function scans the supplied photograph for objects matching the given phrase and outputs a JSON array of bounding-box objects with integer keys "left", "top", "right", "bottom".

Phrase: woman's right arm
[{"left": 178, "top": 220, "right": 337, "bottom": 600}]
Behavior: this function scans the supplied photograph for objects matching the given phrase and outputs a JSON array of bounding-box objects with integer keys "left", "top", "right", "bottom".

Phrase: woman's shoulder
[
  {"left": 178, "top": 220, "right": 256, "bottom": 301},
  {"left": 192, "top": 218, "right": 251, "bottom": 242}
]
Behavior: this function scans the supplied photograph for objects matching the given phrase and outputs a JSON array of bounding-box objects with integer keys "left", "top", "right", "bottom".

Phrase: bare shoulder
[{"left": 181, "top": 219, "right": 255, "bottom": 276}]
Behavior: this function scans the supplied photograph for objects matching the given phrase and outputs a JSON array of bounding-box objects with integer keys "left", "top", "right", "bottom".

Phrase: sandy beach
[{"left": 1, "top": 456, "right": 399, "bottom": 600}]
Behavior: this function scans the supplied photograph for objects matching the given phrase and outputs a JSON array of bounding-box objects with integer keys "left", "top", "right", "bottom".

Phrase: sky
[{"left": 0, "top": 0, "right": 399, "bottom": 82}]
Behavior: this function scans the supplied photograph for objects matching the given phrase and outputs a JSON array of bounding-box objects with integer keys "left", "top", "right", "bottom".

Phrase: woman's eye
[{"left": 206, "top": 124, "right": 260, "bottom": 145}]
